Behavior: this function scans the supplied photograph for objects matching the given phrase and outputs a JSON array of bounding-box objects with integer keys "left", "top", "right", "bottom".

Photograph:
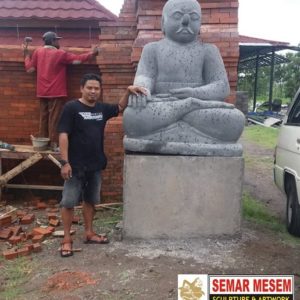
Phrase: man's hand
[
  {"left": 61, "top": 163, "right": 72, "bottom": 181},
  {"left": 128, "top": 86, "right": 149, "bottom": 109},
  {"left": 92, "top": 46, "right": 100, "bottom": 56},
  {"left": 22, "top": 44, "right": 30, "bottom": 57}
]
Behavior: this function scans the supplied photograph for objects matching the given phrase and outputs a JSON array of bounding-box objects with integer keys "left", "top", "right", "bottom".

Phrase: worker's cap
[{"left": 42, "top": 31, "right": 62, "bottom": 43}]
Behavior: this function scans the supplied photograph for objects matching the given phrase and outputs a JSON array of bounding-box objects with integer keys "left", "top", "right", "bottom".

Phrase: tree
[
  {"left": 238, "top": 48, "right": 300, "bottom": 105},
  {"left": 280, "top": 50, "right": 300, "bottom": 99}
]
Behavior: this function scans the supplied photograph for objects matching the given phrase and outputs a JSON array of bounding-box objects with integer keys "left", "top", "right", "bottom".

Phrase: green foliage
[
  {"left": 280, "top": 51, "right": 300, "bottom": 98},
  {"left": 242, "top": 192, "right": 300, "bottom": 245},
  {"left": 238, "top": 50, "right": 300, "bottom": 105},
  {"left": 243, "top": 125, "right": 278, "bottom": 149},
  {"left": 243, "top": 192, "right": 283, "bottom": 231},
  {"left": 0, "top": 257, "right": 33, "bottom": 300},
  {"left": 93, "top": 207, "right": 123, "bottom": 232}
]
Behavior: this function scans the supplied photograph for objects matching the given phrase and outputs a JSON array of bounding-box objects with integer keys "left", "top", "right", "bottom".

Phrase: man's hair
[
  {"left": 80, "top": 73, "right": 102, "bottom": 87},
  {"left": 42, "top": 31, "right": 62, "bottom": 46}
]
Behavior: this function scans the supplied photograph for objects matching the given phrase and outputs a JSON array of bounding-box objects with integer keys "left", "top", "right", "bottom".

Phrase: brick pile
[{"left": 0, "top": 198, "right": 66, "bottom": 260}]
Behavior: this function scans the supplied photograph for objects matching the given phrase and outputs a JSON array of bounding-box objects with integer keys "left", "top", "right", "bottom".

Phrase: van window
[{"left": 287, "top": 94, "right": 300, "bottom": 125}]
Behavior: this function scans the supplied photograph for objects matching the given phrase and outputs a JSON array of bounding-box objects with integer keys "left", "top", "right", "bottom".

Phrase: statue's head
[{"left": 162, "top": 0, "right": 201, "bottom": 44}]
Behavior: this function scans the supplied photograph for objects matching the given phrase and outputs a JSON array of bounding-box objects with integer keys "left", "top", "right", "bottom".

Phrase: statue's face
[{"left": 162, "top": 0, "right": 201, "bottom": 43}]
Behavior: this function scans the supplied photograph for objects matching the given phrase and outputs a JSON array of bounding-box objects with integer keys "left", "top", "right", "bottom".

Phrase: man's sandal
[
  {"left": 60, "top": 240, "right": 73, "bottom": 257},
  {"left": 84, "top": 233, "right": 109, "bottom": 244}
]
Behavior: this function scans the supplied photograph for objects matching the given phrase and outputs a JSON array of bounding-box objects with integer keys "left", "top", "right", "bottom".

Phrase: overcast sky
[{"left": 98, "top": 0, "right": 299, "bottom": 46}]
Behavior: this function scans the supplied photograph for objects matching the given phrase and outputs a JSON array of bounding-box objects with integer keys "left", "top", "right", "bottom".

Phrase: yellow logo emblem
[{"left": 178, "top": 277, "right": 205, "bottom": 300}]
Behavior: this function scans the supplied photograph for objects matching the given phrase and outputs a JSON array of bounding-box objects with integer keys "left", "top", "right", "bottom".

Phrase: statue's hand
[
  {"left": 128, "top": 87, "right": 150, "bottom": 108},
  {"left": 192, "top": 99, "right": 234, "bottom": 109},
  {"left": 169, "top": 87, "right": 194, "bottom": 99}
]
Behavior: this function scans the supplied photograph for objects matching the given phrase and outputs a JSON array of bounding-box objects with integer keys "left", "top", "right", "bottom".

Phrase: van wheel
[{"left": 286, "top": 179, "right": 300, "bottom": 236}]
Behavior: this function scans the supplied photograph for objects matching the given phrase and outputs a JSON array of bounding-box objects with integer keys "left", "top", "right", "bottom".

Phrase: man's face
[
  {"left": 163, "top": 0, "right": 201, "bottom": 43},
  {"left": 80, "top": 80, "right": 101, "bottom": 105}
]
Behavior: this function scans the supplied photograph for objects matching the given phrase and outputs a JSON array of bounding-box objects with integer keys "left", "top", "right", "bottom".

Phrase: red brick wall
[
  {"left": 0, "top": 45, "right": 113, "bottom": 201},
  {"left": 0, "top": 46, "right": 99, "bottom": 144},
  {"left": 130, "top": 0, "right": 239, "bottom": 101},
  {"left": 0, "top": 0, "right": 239, "bottom": 203},
  {"left": 96, "top": 0, "right": 240, "bottom": 202}
]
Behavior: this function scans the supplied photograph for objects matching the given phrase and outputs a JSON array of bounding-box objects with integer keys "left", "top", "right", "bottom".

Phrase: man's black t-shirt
[{"left": 58, "top": 99, "right": 119, "bottom": 173}]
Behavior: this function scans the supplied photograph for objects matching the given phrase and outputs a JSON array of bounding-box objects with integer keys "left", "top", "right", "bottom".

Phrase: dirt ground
[{"left": 1, "top": 131, "right": 300, "bottom": 300}]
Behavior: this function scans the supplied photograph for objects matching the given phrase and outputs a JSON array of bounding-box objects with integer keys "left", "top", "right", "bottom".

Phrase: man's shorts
[{"left": 60, "top": 170, "right": 102, "bottom": 208}]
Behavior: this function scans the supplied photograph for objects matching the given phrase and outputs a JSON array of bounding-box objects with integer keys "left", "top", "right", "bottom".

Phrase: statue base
[
  {"left": 123, "top": 154, "right": 244, "bottom": 239},
  {"left": 124, "top": 137, "right": 243, "bottom": 157}
]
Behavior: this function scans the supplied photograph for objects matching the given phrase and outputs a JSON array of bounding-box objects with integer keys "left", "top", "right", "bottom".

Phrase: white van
[{"left": 274, "top": 87, "right": 300, "bottom": 236}]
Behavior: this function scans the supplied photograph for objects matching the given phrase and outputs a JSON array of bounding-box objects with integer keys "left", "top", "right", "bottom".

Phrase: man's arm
[
  {"left": 22, "top": 44, "right": 36, "bottom": 73},
  {"left": 118, "top": 86, "right": 148, "bottom": 112},
  {"left": 64, "top": 46, "right": 99, "bottom": 65},
  {"left": 59, "top": 132, "right": 72, "bottom": 180}
]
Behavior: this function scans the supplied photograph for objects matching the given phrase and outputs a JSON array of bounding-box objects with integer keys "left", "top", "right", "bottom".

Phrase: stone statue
[{"left": 123, "top": 0, "right": 245, "bottom": 156}]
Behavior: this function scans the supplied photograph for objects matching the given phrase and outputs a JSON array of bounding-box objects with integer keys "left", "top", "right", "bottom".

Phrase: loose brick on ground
[
  {"left": 20, "top": 214, "right": 35, "bottom": 224},
  {"left": 10, "top": 225, "right": 23, "bottom": 236},
  {"left": 8, "top": 235, "right": 22, "bottom": 245},
  {"left": 32, "top": 227, "right": 53, "bottom": 237},
  {"left": 0, "top": 228, "right": 13, "bottom": 239},
  {"left": 17, "top": 247, "right": 31, "bottom": 256},
  {"left": 36, "top": 202, "right": 47, "bottom": 209},
  {"left": 0, "top": 215, "right": 12, "bottom": 226},
  {"left": 25, "top": 243, "right": 34, "bottom": 251},
  {"left": 49, "top": 218, "right": 60, "bottom": 227},
  {"left": 32, "top": 234, "right": 44, "bottom": 243},
  {"left": 3, "top": 249, "right": 18, "bottom": 260},
  {"left": 16, "top": 210, "right": 27, "bottom": 218},
  {"left": 32, "top": 243, "right": 42, "bottom": 253}
]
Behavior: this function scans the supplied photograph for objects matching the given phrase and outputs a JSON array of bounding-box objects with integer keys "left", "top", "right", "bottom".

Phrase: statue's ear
[{"left": 161, "top": 16, "right": 165, "bottom": 34}]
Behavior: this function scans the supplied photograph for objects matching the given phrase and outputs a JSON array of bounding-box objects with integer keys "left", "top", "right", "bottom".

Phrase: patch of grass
[
  {"left": 244, "top": 154, "right": 274, "bottom": 169},
  {"left": 243, "top": 126, "right": 279, "bottom": 149},
  {"left": 0, "top": 257, "right": 34, "bottom": 300},
  {"left": 243, "top": 192, "right": 283, "bottom": 231},
  {"left": 93, "top": 207, "right": 123, "bottom": 231},
  {"left": 243, "top": 192, "right": 300, "bottom": 245}
]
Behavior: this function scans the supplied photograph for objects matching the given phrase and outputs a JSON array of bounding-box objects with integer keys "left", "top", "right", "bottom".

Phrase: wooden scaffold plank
[{"left": 0, "top": 152, "right": 43, "bottom": 188}]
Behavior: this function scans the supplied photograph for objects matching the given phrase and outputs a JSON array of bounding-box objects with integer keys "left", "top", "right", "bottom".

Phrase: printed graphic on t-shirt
[{"left": 79, "top": 112, "right": 103, "bottom": 121}]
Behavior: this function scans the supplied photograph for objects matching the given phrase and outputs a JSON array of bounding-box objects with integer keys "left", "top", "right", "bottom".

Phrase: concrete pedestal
[{"left": 123, "top": 155, "right": 244, "bottom": 239}]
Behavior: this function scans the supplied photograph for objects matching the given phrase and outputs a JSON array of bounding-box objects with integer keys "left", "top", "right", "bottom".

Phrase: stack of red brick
[{"left": 0, "top": 198, "right": 61, "bottom": 260}]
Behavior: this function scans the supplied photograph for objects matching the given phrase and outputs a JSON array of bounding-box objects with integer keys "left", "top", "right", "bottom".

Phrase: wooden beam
[
  {"left": 48, "top": 154, "right": 62, "bottom": 169},
  {"left": 75, "top": 202, "right": 123, "bottom": 210},
  {"left": 0, "top": 153, "right": 43, "bottom": 187},
  {"left": 6, "top": 184, "right": 63, "bottom": 191}
]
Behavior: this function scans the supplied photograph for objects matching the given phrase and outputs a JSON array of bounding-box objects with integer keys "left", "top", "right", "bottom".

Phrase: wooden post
[{"left": 0, "top": 152, "right": 43, "bottom": 187}]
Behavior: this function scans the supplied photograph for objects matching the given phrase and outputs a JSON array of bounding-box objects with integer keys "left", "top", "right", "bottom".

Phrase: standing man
[
  {"left": 23, "top": 31, "right": 99, "bottom": 149},
  {"left": 57, "top": 73, "right": 146, "bottom": 257}
]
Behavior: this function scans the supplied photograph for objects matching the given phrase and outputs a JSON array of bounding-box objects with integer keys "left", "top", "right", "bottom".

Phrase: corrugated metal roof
[
  {"left": 0, "top": 0, "right": 117, "bottom": 21},
  {"left": 239, "top": 35, "right": 290, "bottom": 46}
]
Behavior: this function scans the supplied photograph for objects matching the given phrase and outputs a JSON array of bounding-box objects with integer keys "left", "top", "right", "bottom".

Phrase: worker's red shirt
[{"left": 25, "top": 46, "right": 93, "bottom": 98}]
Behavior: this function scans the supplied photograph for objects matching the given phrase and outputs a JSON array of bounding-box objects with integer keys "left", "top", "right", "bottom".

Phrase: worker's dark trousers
[{"left": 39, "top": 97, "right": 66, "bottom": 145}]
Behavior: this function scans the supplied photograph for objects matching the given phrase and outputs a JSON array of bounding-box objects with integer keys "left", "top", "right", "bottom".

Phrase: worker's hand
[
  {"left": 92, "top": 46, "right": 100, "bottom": 56},
  {"left": 61, "top": 163, "right": 72, "bottom": 181},
  {"left": 128, "top": 86, "right": 148, "bottom": 96},
  {"left": 22, "top": 44, "right": 30, "bottom": 57},
  {"left": 128, "top": 86, "right": 149, "bottom": 109}
]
